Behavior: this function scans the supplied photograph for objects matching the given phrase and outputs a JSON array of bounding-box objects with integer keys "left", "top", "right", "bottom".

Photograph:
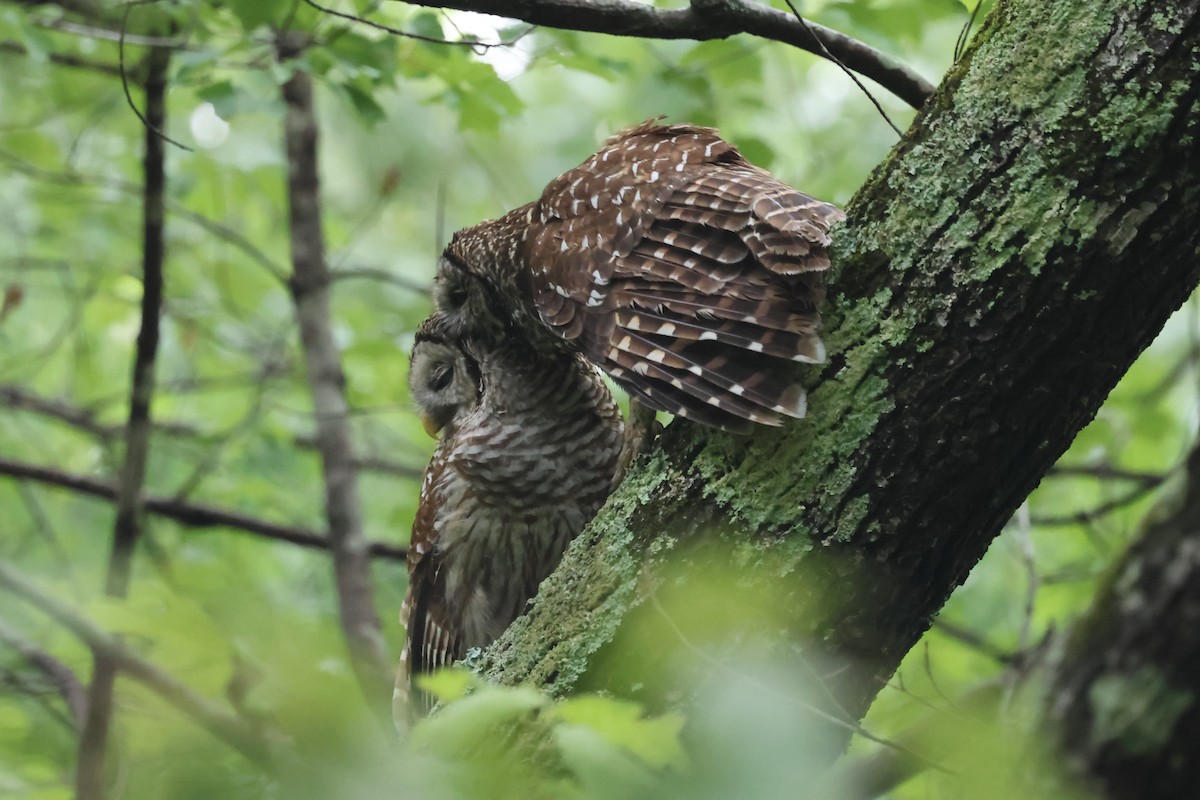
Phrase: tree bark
[
  {"left": 277, "top": 35, "right": 391, "bottom": 708},
  {"left": 1049, "top": 440, "right": 1200, "bottom": 798},
  {"left": 479, "top": 0, "right": 1200, "bottom": 741}
]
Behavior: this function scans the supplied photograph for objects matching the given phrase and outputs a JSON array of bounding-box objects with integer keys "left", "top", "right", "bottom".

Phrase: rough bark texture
[
  {"left": 479, "top": 0, "right": 1200, "bottom": 732},
  {"left": 1049, "top": 442, "right": 1200, "bottom": 798}
]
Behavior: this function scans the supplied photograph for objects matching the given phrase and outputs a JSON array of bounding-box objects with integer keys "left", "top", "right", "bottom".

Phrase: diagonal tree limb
[
  {"left": 0, "top": 559, "right": 281, "bottom": 766},
  {"left": 391, "top": 0, "right": 935, "bottom": 108},
  {"left": 478, "top": 0, "right": 1200, "bottom": 755}
]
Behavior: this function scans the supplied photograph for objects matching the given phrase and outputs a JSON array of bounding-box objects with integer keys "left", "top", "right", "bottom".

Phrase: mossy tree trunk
[{"left": 481, "top": 0, "right": 1200, "bottom": 748}]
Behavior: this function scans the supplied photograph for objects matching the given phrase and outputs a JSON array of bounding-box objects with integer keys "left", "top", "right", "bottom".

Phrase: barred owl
[
  {"left": 395, "top": 312, "right": 623, "bottom": 717},
  {"left": 435, "top": 120, "right": 844, "bottom": 433}
]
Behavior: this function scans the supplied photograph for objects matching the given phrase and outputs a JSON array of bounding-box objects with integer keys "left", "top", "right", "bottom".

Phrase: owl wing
[
  {"left": 396, "top": 447, "right": 464, "bottom": 719},
  {"left": 525, "top": 121, "right": 843, "bottom": 432}
]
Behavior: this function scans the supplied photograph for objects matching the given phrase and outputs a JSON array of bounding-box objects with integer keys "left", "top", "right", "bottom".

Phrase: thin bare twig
[
  {"left": 1046, "top": 464, "right": 1165, "bottom": 485},
  {"left": 0, "top": 456, "right": 408, "bottom": 561},
  {"left": 118, "top": 5, "right": 192, "bottom": 152},
  {"left": 932, "top": 618, "right": 1015, "bottom": 665},
  {"left": 329, "top": 266, "right": 428, "bottom": 293},
  {"left": 1012, "top": 502, "right": 1038, "bottom": 655},
  {"left": 780, "top": 0, "right": 903, "bottom": 136},
  {"left": 1029, "top": 482, "right": 1166, "bottom": 527},
  {"left": 0, "top": 383, "right": 426, "bottom": 479},
  {"left": 305, "top": 0, "right": 534, "bottom": 51},
  {"left": 0, "top": 149, "right": 288, "bottom": 283},
  {"left": 38, "top": 18, "right": 187, "bottom": 48},
  {"left": 0, "top": 618, "right": 88, "bottom": 728},
  {"left": 0, "top": 40, "right": 122, "bottom": 76}
]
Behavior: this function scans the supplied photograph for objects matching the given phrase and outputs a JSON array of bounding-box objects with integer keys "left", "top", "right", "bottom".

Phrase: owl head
[
  {"left": 409, "top": 313, "right": 482, "bottom": 438},
  {"left": 435, "top": 204, "right": 542, "bottom": 343},
  {"left": 432, "top": 252, "right": 506, "bottom": 341}
]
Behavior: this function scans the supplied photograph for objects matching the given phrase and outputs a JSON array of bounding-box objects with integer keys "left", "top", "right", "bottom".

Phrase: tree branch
[
  {"left": 0, "top": 384, "right": 426, "bottom": 480},
  {"left": 9, "top": 0, "right": 114, "bottom": 22},
  {"left": 76, "top": 39, "right": 170, "bottom": 800},
  {"left": 0, "top": 40, "right": 122, "bottom": 76},
  {"left": 391, "top": 0, "right": 935, "bottom": 108},
  {"left": 0, "top": 559, "right": 280, "bottom": 767},
  {"left": 277, "top": 32, "right": 391, "bottom": 707},
  {"left": 479, "top": 0, "right": 1200, "bottom": 755},
  {"left": 0, "top": 457, "right": 407, "bottom": 561},
  {"left": 0, "top": 150, "right": 290, "bottom": 284},
  {"left": 1049, "top": 439, "right": 1200, "bottom": 798},
  {"left": 0, "top": 618, "right": 88, "bottom": 729}
]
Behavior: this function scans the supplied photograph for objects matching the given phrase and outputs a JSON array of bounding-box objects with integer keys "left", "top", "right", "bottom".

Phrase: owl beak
[{"left": 421, "top": 414, "right": 444, "bottom": 438}]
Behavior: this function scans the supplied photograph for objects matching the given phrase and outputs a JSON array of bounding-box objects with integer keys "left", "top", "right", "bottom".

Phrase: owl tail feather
[{"left": 605, "top": 327, "right": 809, "bottom": 432}]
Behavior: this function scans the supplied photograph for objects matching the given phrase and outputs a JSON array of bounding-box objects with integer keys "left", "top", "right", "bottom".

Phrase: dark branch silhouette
[
  {"left": 0, "top": 618, "right": 88, "bottom": 729},
  {"left": 390, "top": 0, "right": 935, "bottom": 108},
  {"left": 0, "top": 384, "right": 426, "bottom": 479},
  {"left": 0, "top": 457, "right": 408, "bottom": 561},
  {"left": 76, "top": 40, "right": 171, "bottom": 800}
]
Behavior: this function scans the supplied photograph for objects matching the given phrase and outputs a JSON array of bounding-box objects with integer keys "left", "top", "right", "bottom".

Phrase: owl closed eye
[
  {"left": 408, "top": 326, "right": 481, "bottom": 437},
  {"left": 396, "top": 312, "right": 624, "bottom": 721}
]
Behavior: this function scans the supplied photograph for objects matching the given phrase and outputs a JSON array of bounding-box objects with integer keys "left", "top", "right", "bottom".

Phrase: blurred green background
[{"left": 0, "top": 0, "right": 1190, "bottom": 797}]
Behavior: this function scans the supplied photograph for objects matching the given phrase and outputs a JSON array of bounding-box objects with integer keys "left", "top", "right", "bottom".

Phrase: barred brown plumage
[
  {"left": 435, "top": 120, "right": 844, "bottom": 433},
  {"left": 395, "top": 312, "right": 623, "bottom": 721}
]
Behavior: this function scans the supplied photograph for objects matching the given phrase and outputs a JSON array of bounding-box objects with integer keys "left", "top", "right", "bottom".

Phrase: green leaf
[
  {"left": 416, "top": 668, "right": 478, "bottom": 703},
  {"left": 553, "top": 725, "right": 659, "bottom": 800},
  {"left": 409, "top": 12, "right": 446, "bottom": 42},
  {"left": 327, "top": 32, "right": 398, "bottom": 80},
  {"left": 226, "top": 0, "right": 290, "bottom": 31},
  {"left": 552, "top": 696, "right": 687, "bottom": 770},
  {"left": 195, "top": 80, "right": 239, "bottom": 118},
  {"left": 335, "top": 80, "right": 387, "bottom": 125},
  {"left": 410, "top": 686, "right": 546, "bottom": 756}
]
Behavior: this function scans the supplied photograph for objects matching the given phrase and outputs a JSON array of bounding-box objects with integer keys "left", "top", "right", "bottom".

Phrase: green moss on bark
[{"left": 483, "top": 0, "right": 1200, "bottom": 720}]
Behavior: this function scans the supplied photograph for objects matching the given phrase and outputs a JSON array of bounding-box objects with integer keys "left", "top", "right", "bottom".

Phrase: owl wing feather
[
  {"left": 396, "top": 447, "right": 465, "bottom": 718},
  {"left": 524, "top": 121, "right": 843, "bottom": 432}
]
